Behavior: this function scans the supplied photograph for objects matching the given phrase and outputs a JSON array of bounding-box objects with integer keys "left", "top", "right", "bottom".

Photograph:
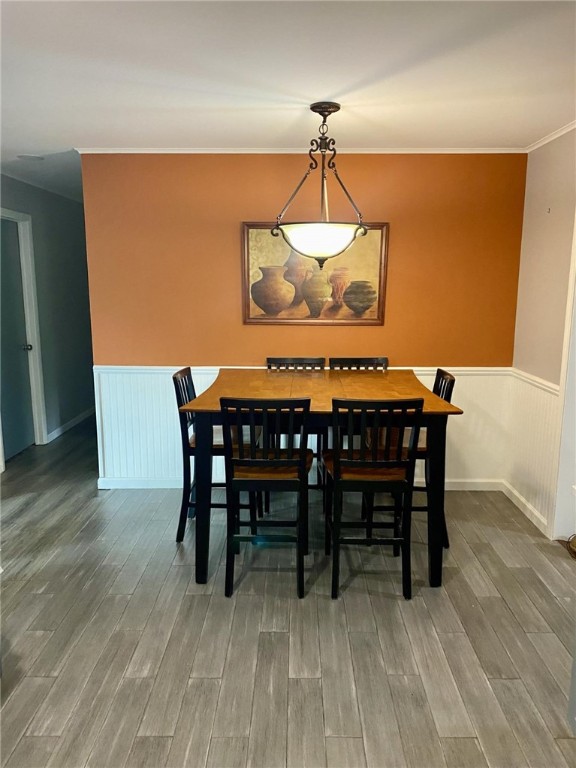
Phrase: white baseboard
[
  {"left": 501, "top": 480, "right": 549, "bottom": 534},
  {"left": 95, "top": 475, "right": 545, "bottom": 534},
  {"left": 446, "top": 478, "right": 548, "bottom": 535},
  {"left": 47, "top": 407, "right": 95, "bottom": 442},
  {"left": 97, "top": 476, "right": 181, "bottom": 490},
  {"left": 445, "top": 479, "right": 507, "bottom": 492}
]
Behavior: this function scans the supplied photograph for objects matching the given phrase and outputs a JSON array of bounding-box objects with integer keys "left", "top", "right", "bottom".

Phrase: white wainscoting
[
  {"left": 93, "top": 366, "right": 223, "bottom": 490},
  {"left": 506, "top": 371, "right": 561, "bottom": 536},
  {"left": 93, "top": 365, "right": 561, "bottom": 536}
]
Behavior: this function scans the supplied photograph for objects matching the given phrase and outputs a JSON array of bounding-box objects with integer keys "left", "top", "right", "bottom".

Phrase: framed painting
[{"left": 242, "top": 222, "right": 388, "bottom": 325}]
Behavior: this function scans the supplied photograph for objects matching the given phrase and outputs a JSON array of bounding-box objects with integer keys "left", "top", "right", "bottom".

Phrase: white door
[{"left": 1, "top": 218, "right": 35, "bottom": 459}]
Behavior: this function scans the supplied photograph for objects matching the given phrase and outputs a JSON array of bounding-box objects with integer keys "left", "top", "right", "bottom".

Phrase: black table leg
[
  {"left": 194, "top": 413, "right": 213, "bottom": 583},
  {"left": 426, "top": 416, "right": 448, "bottom": 587}
]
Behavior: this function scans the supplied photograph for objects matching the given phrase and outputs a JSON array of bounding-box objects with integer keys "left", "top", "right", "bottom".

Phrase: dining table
[{"left": 180, "top": 367, "right": 463, "bottom": 586}]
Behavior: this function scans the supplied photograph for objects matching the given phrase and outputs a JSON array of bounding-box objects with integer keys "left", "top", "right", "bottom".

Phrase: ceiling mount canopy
[{"left": 271, "top": 102, "right": 367, "bottom": 269}]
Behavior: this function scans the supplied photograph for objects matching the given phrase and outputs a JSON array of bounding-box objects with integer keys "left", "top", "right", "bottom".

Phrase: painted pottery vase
[
  {"left": 328, "top": 266, "right": 351, "bottom": 306},
  {"left": 283, "top": 251, "right": 309, "bottom": 307},
  {"left": 301, "top": 269, "right": 331, "bottom": 318},
  {"left": 251, "top": 266, "right": 295, "bottom": 316},
  {"left": 343, "top": 280, "right": 377, "bottom": 316}
]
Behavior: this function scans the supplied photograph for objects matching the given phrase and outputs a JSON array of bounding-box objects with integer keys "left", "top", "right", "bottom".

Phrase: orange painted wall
[{"left": 81, "top": 153, "right": 526, "bottom": 366}]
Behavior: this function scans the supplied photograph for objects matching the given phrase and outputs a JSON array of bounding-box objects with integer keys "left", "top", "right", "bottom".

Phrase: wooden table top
[{"left": 182, "top": 368, "right": 463, "bottom": 416}]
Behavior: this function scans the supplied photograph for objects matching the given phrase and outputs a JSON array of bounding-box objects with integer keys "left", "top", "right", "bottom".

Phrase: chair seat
[
  {"left": 372, "top": 419, "right": 437, "bottom": 457},
  {"left": 409, "top": 430, "right": 428, "bottom": 454},
  {"left": 189, "top": 425, "right": 225, "bottom": 452},
  {"left": 232, "top": 449, "right": 313, "bottom": 480},
  {"left": 189, "top": 425, "right": 261, "bottom": 453},
  {"left": 322, "top": 450, "right": 408, "bottom": 483}
]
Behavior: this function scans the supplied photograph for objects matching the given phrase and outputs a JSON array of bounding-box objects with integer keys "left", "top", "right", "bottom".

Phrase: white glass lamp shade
[{"left": 277, "top": 222, "right": 365, "bottom": 264}]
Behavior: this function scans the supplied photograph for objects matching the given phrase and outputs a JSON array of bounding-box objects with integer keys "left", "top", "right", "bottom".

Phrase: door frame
[{"left": 1, "top": 208, "right": 48, "bottom": 470}]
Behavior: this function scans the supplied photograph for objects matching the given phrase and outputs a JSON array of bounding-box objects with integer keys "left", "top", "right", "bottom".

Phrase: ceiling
[{"left": 2, "top": 1, "right": 575, "bottom": 202}]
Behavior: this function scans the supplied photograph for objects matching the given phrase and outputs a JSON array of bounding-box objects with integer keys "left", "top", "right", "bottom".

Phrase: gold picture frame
[{"left": 242, "top": 222, "right": 388, "bottom": 325}]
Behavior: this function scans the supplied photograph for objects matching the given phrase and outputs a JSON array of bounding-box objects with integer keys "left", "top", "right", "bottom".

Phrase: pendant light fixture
[{"left": 271, "top": 102, "right": 367, "bottom": 269}]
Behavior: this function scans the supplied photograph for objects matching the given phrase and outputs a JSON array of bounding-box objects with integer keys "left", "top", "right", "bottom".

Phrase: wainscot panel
[{"left": 93, "top": 366, "right": 561, "bottom": 536}]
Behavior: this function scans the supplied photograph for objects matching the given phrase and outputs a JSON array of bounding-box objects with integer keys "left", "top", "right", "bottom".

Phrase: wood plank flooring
[{"left": 1, "top": 420, "right": 575, "bottom": 767}]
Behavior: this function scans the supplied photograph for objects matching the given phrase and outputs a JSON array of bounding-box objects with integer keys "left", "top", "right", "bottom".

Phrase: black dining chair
[
  {"left": 173, "top": 367, "right": 262, "bottom": 543},
  {"left": 172, "top": 367, "right": 228, "bottom": 541},
  {"left": 369, "top": 368, "right": 455, "bottom": 549},
  {"left": 321, "top": 397, "right": 423, "bottom": 599},
  {"left": 412, "top": 368, "right": 455, "bottom": 548},
  {"left": 266, "top": 357, "right": 326, "bottom": 490},
  {"left": 321, "top": 358, "right": 389, "bottom": 487},
  {"left": 220, "top": 397, "right": 313, "bottom": 598},
  {"left": 267, "top": 357, "right": 325, "bottom": 371},
  {"left": 329, "top": 357, "right": 389, "bottom": 371}
]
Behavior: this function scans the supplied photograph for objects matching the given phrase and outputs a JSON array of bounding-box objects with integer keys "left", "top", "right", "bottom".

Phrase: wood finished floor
[{"left": 1, "top": 420, "right": 575, "bottom": 768}]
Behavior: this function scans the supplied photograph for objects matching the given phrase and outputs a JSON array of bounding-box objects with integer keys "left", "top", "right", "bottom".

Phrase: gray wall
[
  {"left": 514, "top": 130, "right": 576, "bottom": 384},
  {"left": 1, "top": 174, "right": 94, "bottom": 436}
]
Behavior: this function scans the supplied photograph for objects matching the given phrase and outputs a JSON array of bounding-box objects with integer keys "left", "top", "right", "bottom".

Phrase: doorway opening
[{"left": 0, "top": 208, "right": 47, "bottom": 471}]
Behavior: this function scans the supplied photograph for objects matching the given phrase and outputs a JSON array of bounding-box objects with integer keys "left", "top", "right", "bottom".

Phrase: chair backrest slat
[{"left": 329, "top": 357, "right": 389, "bottom": 371}]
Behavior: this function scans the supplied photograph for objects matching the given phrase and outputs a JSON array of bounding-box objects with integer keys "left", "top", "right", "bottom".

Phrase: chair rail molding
[{"left": 93, "top": 365, "right": 562, "bottom": 536}]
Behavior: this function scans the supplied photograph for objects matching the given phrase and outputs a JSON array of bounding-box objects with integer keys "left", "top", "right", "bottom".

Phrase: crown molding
[
  {"left": 526, "top": 121, "right": 576, "bottom": 153},
  {"left": 74, "top": 123, "right": 576, "bottom": 156},
  {"left": 77, "top": 146, "right": 529, "bottom": 155}
]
